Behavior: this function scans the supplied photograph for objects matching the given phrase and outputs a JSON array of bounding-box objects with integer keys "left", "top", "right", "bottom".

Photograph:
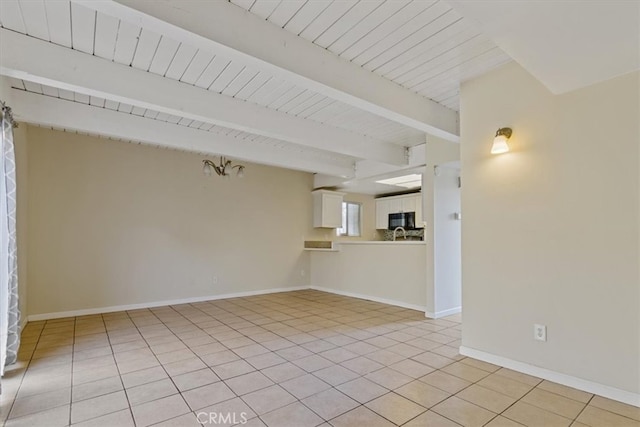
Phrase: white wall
[
  {"left": 433, "top": 166, "right": 461, "bottom": 316},
  {"left": 26, "top": 127, "right": 322, "bottom": 317},
  {"left": 424, "top": 139, "right": 461, "bottom": 317},
  {"left": 460, "top": 62, "right": 639, "bottom": 401},
  {"left": 310, "top": 243, "right": 427, "bottom": 310}
]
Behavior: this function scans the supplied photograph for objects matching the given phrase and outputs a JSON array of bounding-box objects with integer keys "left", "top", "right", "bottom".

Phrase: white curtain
[{"left": 0, "top": 103, "right": 20, "bottom": 377}]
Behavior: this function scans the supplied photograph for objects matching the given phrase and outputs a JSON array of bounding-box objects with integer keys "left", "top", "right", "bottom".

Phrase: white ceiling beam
[
  {"left": 314, "top": 161, "right": 427, "bottom": 190},
  {"left": 316, "top": 143, "right": 428, "bottom": 185},
  {"left": 0, "top": 29, "right": 404, "bottom": 165},
  {"left": 10, "top": 90, "right": 355, "bottom": 177},
  {"left": 74, "top": 0, "right": 460, "bottom": 141}
]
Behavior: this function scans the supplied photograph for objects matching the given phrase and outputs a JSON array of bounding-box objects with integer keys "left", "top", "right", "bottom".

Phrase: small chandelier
[{"left": 202, "top": 157, "right": 245, "bottom": 178}]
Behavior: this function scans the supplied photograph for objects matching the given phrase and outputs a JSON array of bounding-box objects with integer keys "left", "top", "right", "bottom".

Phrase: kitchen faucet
[{"left": 393, "top": 227, "right": 407, "bottom": 241}]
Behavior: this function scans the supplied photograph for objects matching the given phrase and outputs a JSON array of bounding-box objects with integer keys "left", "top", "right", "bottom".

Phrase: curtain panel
[{"left": 0, "top": 102, "right": 20, "bottom": 377}]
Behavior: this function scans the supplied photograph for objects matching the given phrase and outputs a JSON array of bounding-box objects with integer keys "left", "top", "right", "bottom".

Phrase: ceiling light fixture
[
  {"left": 202, "top": 157, "right": 245, "bottom": 178},
  {"left": 491, "top": 127, "right": 512, "bottom": 154},
  {"left": 376, "top": 174, "right": 422, "bottom": 188}
]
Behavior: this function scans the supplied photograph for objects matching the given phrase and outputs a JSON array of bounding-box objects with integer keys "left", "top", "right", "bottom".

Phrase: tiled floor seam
[
  {"left": 102, "top": 313, "right": 138, "bottom": 427},
  {"left": 3, "top": 323, "right": 44, "bottom": 424},
  {"left": 6, "top": 291, "right": 639, "bottom": 427},
  {"left": 120, "top": 309, "right": 190, "bottom": 426}
]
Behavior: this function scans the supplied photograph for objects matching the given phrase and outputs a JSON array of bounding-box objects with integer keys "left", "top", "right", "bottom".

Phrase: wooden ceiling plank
[
  {"left": 0, "top": 0, "right": 27, "bottom": 33},
  {"left": 44, "top": 1, "right": 72, "bottom": 47},
  {"left": 1, "top": 29, "right": 405, "bottom": 164},
  {"left": 313, "top": 0, "right": 382, "bottom": 48},
  {"left": 94, "top": 12, "right": 119, "bottom": 60},
  {"left": 164, "top": 44, "right": 198, "bottom": 80},
  {"left": 75, "top": 0, "right": 459, "bottom": 139},
  {"left": 18, "top": 0, "right": 49, "bottom": 41},
  {"left": 130, "top": 28, "right": 161, "bottom": 71},
  {"left": 70, "top": 2, "right": 96, "bottom": 54},
  {"left": 113, "top": 20, "right": 141, "bottom": 65},
  {"left": 148, "top": 36, "right": 181, "bottom": 76},
  {"left": 299, "top": 0, "right": 357, "bottom": 42},
  {"left": 266, "top": 0, "right": 305, "bottom": 28},
  {"left": 284, "top": 0, "right": 332, "bottom": 36}
]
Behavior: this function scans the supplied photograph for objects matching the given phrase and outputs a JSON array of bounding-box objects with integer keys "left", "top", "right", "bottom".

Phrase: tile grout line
[
  {"left": 11, "top": 291, "right": 637, "bottom": 427},
  {"left": 569, "top": 393, "right": 595, "bottom": 425},
  {"left": 4, "top": 322, "right": 44, "bottom": 423},
  {"left": 68, "top": 316, "right": 77, "bottom": 426},
  {"left": 102, "top": 312, "right": 138, "bottom": 427},
  {"left": 120, "top": 307, "right": 194, "bottom": 426}
]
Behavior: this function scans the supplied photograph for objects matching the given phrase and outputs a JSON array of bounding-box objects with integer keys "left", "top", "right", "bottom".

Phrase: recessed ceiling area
[{"left": 376, "top": 174, "right": 423, "bottom": 189}]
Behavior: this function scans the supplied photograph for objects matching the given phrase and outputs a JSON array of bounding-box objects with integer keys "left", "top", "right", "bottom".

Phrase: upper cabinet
[
  {"left": 312, "top": 190, "right": 345, "bottom": 228},
  {"left": 375, "top": 199, "right": 390, "bottom": 230},
  {"left": 375, "top": 193, "right": 423, "bottom": 229}
]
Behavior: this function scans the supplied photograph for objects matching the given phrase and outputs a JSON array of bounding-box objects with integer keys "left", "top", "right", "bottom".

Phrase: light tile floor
[{"left": 1, "top": 290, "right": 638, "bottom": 427}]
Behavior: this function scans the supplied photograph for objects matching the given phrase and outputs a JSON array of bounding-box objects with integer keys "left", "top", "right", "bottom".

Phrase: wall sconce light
[
  {"left": 491, "top": 127, "right": 512, "bottom": 154},
  {"left": 202, "top": 157, "right": 245, "bottom": 178}
]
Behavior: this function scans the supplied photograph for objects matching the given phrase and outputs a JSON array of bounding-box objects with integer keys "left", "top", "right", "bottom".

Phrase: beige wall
[
  {"left": 26, "top": 127, "right": 321, "bottom": 316},
  {"left": 310, "top": 243, "right": 427, "bottom": 309},
  {"left": 309, "top": 192, "right": 379, "bottom": 242},
  {"left": 460, "top": 62, "right": 639, "bottom": 395},
  {"left": 338, "top": 192, "right": 379, "bottom": 241}
]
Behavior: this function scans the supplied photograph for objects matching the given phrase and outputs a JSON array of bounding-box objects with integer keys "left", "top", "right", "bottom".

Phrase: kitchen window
[{"left": 336, "top": 202, "right": 361, "bottom": 237}]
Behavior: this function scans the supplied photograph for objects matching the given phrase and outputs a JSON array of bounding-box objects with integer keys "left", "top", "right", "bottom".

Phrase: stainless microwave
[{"left": 388, "top": 212, "right": 416, "bottom": 230}]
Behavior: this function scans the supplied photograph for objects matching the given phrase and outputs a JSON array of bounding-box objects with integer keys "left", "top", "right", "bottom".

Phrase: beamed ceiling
[
  {"left": 1, "top": 0, "right": 512, "bottom": 185},
  {"left": 0, "top": 0, "right": 509, "bottom": 190}
]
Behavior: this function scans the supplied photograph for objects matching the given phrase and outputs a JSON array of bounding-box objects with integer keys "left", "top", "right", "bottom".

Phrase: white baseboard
[
  {"left": 425, "top": 306, "right": 461, "bottom": 319},
  {"left": 460, "top": 346, "right": 640, "bottom": 408},
  {"left": 27, "top": 285, "right": 430, "bottom": 322},
  {"left": 309, "top": 285, "right": 426, "bottom": 312},
  {"left": 27, "top": 286, "right": 309, "bottom": 321}
]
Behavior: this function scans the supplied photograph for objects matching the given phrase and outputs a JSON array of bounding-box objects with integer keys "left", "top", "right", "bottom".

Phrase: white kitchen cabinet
[
  {"left": 375, "top": 199, "right": 390, "bottom": 229},
  {"left": 387, "top": 198, "right": 402, "bottom": 214},
  {"left": 401, "top": 197, "right": 416, "bottom": 214},
  {"left": 415, "top": 195, "right": 423, "bottom": 227},
  {"left": 312, "top": 190, "right": 345, "bottom": 228},
  {"left": 375, "top": 193, "right": 424, "bottom": 229}
]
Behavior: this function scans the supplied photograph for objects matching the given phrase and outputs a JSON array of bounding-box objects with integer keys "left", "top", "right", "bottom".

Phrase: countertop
[
  {"left": 304, "top": 240, "right": 425, "bottom": 251},
  {"left": 339, "top": 241, "right": 425, "bottom": 245}
]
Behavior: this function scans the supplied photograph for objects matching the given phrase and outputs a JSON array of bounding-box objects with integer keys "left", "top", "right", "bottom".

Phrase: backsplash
[{"left": 382, "top": 228, "right": 424, "bottom": 241}]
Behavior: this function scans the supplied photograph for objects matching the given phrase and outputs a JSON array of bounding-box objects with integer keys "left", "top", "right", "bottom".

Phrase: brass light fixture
[
  {"left": 202, "top": 157, "right": 245, "bottom": 178},
  {"left": 491, "top": 127, "right": 512, "bottom": 154}
]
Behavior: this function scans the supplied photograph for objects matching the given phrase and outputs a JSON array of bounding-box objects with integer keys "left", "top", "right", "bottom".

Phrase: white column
[{"left": 424, "top": 138, "right": 462, "bottom": 318}]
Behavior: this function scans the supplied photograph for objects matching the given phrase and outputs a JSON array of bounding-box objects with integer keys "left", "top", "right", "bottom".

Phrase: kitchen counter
[
  {"left": 304, "top": 240, "right": 424, "bottom": 251},
  {"left": 309, "top": 241, "right": 427, "bottom": 311},
  {"left": 340, "top": 241, "right": 425, "bottom": 245}
]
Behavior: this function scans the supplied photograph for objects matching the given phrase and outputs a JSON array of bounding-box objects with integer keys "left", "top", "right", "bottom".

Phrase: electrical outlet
[
  {"left": 300, "top": 269, "right": 305, "bottom": 277},
  {"left": 534, "top": 324, "right": 547, "bottom": 342},
  {"left": 212, "top": 276, "right": 218, "bottom": 285}
]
